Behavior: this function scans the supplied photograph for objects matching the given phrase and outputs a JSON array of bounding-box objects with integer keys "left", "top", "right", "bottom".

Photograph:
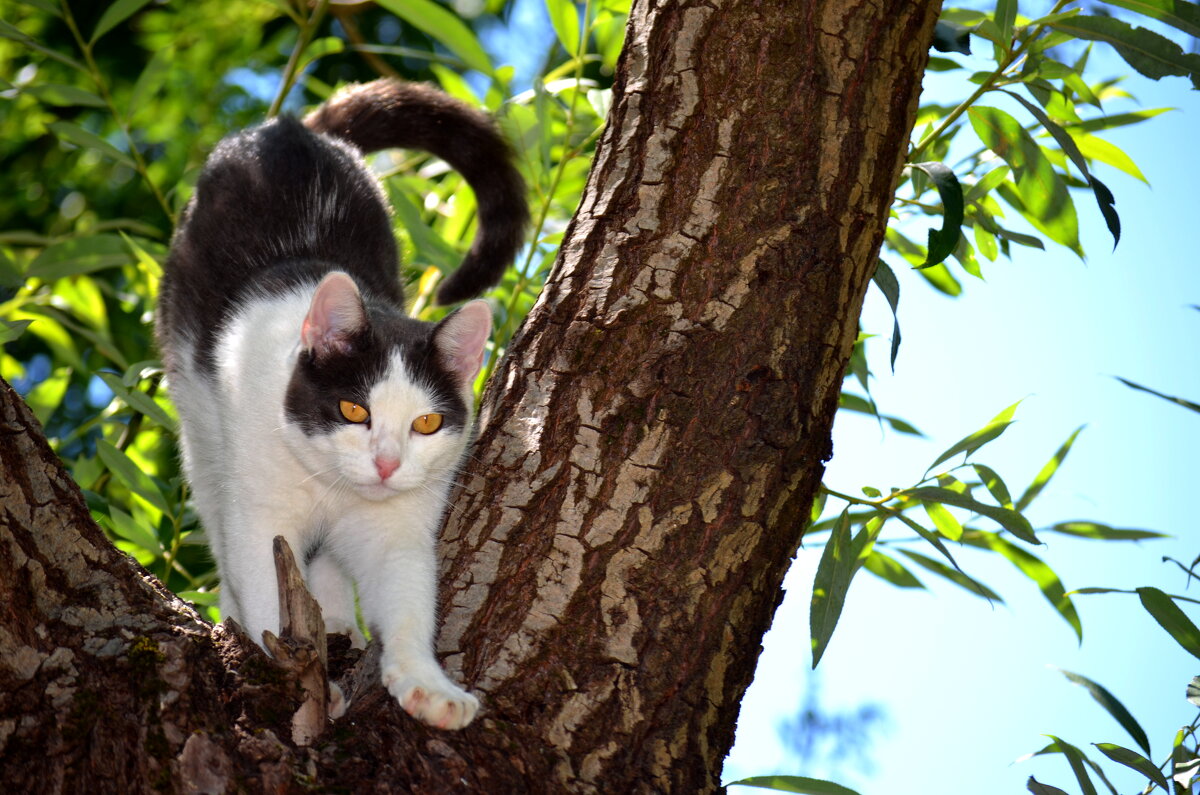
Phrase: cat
[{"left": 155, "top": 79, "right": 528, "bottom": 730}]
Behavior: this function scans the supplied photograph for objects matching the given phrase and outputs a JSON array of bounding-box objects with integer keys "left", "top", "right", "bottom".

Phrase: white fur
[{"left": 170, "top": 281, "right": 483, "bottom": 730}]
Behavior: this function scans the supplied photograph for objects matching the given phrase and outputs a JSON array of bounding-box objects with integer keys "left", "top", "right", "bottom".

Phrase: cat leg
[
  {"left": 305, "top": 551, "right": 366, "bottom": 649},
  {"left": 350, "top": 526, "right": 479, "bottom": 730}
]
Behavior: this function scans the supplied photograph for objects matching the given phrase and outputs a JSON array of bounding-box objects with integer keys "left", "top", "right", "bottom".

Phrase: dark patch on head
[{"left": 284, "top": 296, "right": 469, "bottom": 437}]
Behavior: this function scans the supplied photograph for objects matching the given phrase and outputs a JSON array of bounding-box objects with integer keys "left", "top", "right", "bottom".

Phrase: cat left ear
[
  {"left": 302, "top": 272, "right": 367, "bottom": 359},
  {"left": 433, "top": 300, "right": 492, "bottom": 388}
]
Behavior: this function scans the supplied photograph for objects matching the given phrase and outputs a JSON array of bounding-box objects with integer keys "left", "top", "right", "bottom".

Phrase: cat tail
[{"left": 304, "top": 79, "right": 529, "bottom": 305}]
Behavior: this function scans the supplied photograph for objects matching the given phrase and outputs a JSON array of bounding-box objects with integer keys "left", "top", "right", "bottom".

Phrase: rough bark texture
[{"left": 0, "top": 0, "right": 940, "bottom": 791}]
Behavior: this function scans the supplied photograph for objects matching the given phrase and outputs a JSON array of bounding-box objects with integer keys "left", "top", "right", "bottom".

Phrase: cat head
[{"left": 283, "top": 271, "right": 490, "bottom": 500}]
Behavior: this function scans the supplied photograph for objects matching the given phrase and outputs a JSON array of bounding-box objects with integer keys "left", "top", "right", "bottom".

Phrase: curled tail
[{"left": 304, "top": 79, "right": 529, "bottom": 305}]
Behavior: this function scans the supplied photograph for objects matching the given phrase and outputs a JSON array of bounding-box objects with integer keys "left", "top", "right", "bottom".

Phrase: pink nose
[{"left": 374, "top": 456, "right": 400, "bottom": 480}]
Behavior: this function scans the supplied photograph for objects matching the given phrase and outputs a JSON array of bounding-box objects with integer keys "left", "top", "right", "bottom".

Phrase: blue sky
[{"left": 724, "top": 34, "right": 1200, "bottom": 795}]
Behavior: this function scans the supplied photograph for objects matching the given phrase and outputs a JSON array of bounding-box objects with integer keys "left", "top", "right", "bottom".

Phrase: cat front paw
[{"left": 382, "top": 665, "right": 480, "bottom": 730}]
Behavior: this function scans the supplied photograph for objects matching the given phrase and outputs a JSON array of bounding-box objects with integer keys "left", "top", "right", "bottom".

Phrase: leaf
[
  {"left": 1050, "top": 15, "right": 1200, "bottom": 89},
  {"left": 96, "top": 372, "right": 176, "bottom": 432},
  {"left": 21, "top": 83, "right": 106, "bottom": 108},
  {"left": 0, "top": 319, "right": 33, "bottom": 345},
  {"left": 1001, "top": 89, "right": 1120, "bottom": 248},
  {"left": 1017, "top": 426, "right": 1084, "bottom": 511},
  {"left": 898, "top": 549, "right": 1003, "bottom": 601},
  {"left": 978, "top": 533, "right": 1080, "bottom": 638},
  {"left": 926, "top": 419, "right": 1014, "bottom": 476},
  {"left": 995, "top": 0, "right": 1017, "bottom": 45},
  {"left": 968, "top": 106, "right": 1080, "bottom": 253},
  {"left": 862, "top": 550, "right": 926, "bottom": 589},
  {"left": 1048, "top": 521, "right": 1167, "bottom": 541},
  {"left": 104, "top": 505, "right": 161, "bottom": 553},
  {"left": 1056, "top": 669, "right": 1151, "bottom": 757},
  {"left": 27, "top": 235, "right": 131, "bottom": 282},
  {"left": 1100, "top": 0, "right": 1200, "bottom": 39},
  {"left": 91, "top": 0, "right": 153, "bottom": 44},
  {"left": 95, "top": 439, "right": 171, "bottom": 516},
  {"left": 932, "top": 20, "right": 972, "bottom": 54},
  {"left": 47, "top": 121, "right": 136, "bottom": 169},
  {"left": 972, "top": 464, "right": 1013, "bottom": 509},
  {"left": 908, "top": 162, "right": 964, "bottom": 269},
  {"left": 1093, "top": 743, "right": 1170, "bottom": 791},
  {"left": 1069, "top": 131, "right": 1148, "bottom": 183},
  {"left": 1137, "top": 587, "right": 1200, "bottom": 660},
  {"left": 728, "top": 775, "right": 863, "bottom": 795},
  {"left": 922, "top": 500, "right": 964, "bottom": 542},
  {"left": 1026, "top": 778, "right": 1070, "bottom": 795},
  {"left": 1046, "top": 736, "right": 1099, "bottom": 795},
  {"left": 0, "top": 20, "right": 86, "bottom": 72},
  {"left": 545, "top": 0, "right": 582, "bottom": 55},
  {"left": 871, "top": 260, "right": 902, "bottom": 371},
  {"left": 1115, "top": 377, "right": 1200, "bottom": 414},
  {"left": 375, "top": 0, "right": 493, "bottom": 74},
  {"left": 810, "top": 511, "right": 868, "bottom": 667}
]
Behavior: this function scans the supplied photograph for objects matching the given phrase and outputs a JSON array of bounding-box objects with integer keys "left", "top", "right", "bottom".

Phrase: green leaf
[
  {"left": 729, "top": 775, "right": 863, "bottom": 795},
  {"left": 91, "top": 0, "right": 153, "bottom": 44},
  {"left": 1056, "top": 669, "right": 1151, "bottom": 757},
  {"left": 972, "top": 464, "right": 1013, "bottom": 509},
  {"left": 926, "top": 401, "right": 1020, "bottom": 473},
  {"left": 862, "top": 550, "right": 925, "bottom": 589},
  {"left": 995, "top": 0, "right": 1017, "bottom": 45},
  {"left": 104, "top": 505, "right": 161, "bottom": 553},
  {"left": 1045, "top": 736, "right": 1098, "bottom": 795},
  {"left": 1100, "top": 0, "right": 1200, "bottom": 38},
  {"left": 810, "top": 511, "right": 869, "bottom": 667},
  {"left": 47, "top": 121, "right": 136, "bottom": 169},
  {"left": 1048, "top": 521, "right": 1167, "bottom": 541},
  {"left": 1026, "top": 778, "right": 1070, "bottom": 795},
  {"left": 95, "top": 439, "right": 171, "bottom": 516},
  {"left": 908, "top": 162, "right": 964, "bottom": 269},
  {"left": 968, "top": 106, "right": 1080, "bottom": 253},
  {"left": 871, "top": 260, "right": 901, "bottom": 371},
  {"left": 1093, "top": 743, "right": 1170, "bottom": 790},
  {"left": 922, "top": 500, "right": 964, "bottom": 542},
  {"left": 375, "top": 0, "right": 493, "bottom": 74},
  {"left": 978, "top": 532, "right": 1080, "bottom": 638},
  {"left": 1050, "top": 15, "right": 1200, "bottom": 89},
  {"left": 545, "top": 0, "right": 582, "bottom": 55},
  {"left": 1115, "top": 376, "right": 1200, "bottom": 414},
  {"left": 0, "top": 20, "right": 86, "bottom": 72},
  {"left": 1001, "top": 90, "right": 1120, "bottom": 247},
  {"left": 21, "top": 83, "right": 107, "bottom": 108},
  {"left": 1017, "top": 426, "right": 1084, "bottom": 511},
  {"left": 27, "top": 235, "right": 131, "bottom": 282},
  {"left": 0, "top": 319, "right": 33, "bottom": 345},
  {"left": 1137, "top": 586, "right": 1200, "bottom": 660},
  {"left": 898, "top": 549, "right": 1003, "bottom": 602},
  {"left": 96, "top": 372, "right": 176, "bottom": 432}
]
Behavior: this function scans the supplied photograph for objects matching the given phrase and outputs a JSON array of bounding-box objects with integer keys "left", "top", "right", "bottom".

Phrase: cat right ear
[{"left": 302, "top": 272, "right": 367, "bottom": 358}]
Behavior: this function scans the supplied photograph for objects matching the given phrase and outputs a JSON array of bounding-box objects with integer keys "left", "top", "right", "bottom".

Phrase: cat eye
[
  {"left": 411, "top": 413, "right": 443, "bottom": 435},
  {"left": 339, "top": 400, "right": 370, "bottom": 424}
]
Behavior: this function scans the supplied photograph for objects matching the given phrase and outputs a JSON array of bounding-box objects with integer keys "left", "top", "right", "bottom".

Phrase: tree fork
[{"left": 0, "top": 0, "right": 942, "bottom": 791}]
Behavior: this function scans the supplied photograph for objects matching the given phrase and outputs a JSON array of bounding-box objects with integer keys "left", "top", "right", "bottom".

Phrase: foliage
[{"left": 1, "top": 0, "right": 1198, "bottom": 793}]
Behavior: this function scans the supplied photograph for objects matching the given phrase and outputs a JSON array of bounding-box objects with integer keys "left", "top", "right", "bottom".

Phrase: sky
[{"left": 720, "top": 29, "right": 1200, "bottom": 795}]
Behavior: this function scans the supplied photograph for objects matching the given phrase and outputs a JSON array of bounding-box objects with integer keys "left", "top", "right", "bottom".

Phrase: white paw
[{"left": 382, "top": 665, "right": 480, "bottom": 730}]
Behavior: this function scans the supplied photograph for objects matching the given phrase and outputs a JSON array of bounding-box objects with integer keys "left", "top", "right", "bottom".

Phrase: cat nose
[{"left": 374, "top": 456, "right": 400, "bottom": 480}]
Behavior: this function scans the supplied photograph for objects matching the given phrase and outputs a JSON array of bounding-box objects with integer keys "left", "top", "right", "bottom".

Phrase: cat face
[{"left": 282, "top": 272, "right": 491, "bottom": 501}]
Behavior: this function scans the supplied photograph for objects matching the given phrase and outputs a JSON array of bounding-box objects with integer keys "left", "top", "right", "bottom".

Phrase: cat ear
[
  {"left": 302, "top": 272, "right": 367, "bottom": 358},
  {"left": 433, "top": 300, "right": 492, "bottom": 388}
]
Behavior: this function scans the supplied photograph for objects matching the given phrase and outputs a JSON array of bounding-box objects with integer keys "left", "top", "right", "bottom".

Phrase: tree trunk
[{"left": 0, "top": 0, "right": 940, "bottom": 791}]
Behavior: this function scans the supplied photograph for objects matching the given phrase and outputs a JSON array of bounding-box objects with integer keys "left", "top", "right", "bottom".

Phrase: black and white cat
[{"left": 156, "top": 80, "right": 527, "bottom": 729}]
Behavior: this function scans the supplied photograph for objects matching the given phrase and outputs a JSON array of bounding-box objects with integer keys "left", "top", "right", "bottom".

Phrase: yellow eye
[
  {"left": 411, "top": 413, "right": 443, "bottom": 434},
  {"left": 339, "top": 400, "right": 369, "bottom": 423}
]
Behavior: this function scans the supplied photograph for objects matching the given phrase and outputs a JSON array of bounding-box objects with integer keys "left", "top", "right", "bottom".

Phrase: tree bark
[{"left": 0, "top": 0, "right": 940, "bottom": 791}]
